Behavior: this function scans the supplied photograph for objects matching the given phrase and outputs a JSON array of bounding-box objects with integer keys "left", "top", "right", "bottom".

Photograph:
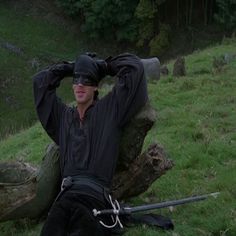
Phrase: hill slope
[
  {"left": 0, "top": 1, "right": 84, "bottom": 139},
  {"left": 0, "top": 40, "right": 236, "bottom": 235}
]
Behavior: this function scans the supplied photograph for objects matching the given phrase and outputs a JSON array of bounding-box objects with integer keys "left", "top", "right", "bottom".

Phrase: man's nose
[{"left": 74, "top": 83, "right": 84, "bottom": 87}]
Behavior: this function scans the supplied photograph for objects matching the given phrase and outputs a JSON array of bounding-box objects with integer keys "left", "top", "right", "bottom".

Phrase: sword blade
[{"left": 125, "top": 192, "right": 220, "bottom": 214}]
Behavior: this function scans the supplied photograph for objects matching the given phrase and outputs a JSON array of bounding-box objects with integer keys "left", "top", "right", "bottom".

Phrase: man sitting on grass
[{"left": 33, "top": 53, "right": 148, "bottom": 235}]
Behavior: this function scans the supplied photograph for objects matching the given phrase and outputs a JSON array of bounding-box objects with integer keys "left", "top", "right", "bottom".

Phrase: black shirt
[{"left": 33, "top": 53, "right": 148, "bottom": 188}]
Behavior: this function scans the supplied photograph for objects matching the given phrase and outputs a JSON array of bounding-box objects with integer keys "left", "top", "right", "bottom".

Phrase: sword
[{"left": 93, "top": 192, "right": 220, "bottom": 217}]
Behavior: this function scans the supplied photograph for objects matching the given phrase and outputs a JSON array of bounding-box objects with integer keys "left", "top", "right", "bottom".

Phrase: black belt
[
  {"left": 54, "top": 175, "right": 110, "bottom": 202},
  {"left": 61, "top": 175, "right": 109, "bottom": 194}
]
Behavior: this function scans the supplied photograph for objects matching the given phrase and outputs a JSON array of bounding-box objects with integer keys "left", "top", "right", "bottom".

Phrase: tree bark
[
  {"left": 176, "top": 0, "right": 180, "bottom": 27},
  {"left": 112, "top": 143, "right": 174, "bottom": 200},
  {"left": 117, "top": 103, "right": 156, "bottom": 171},
  {"left": 189, "top": 0, "right": 193, "bottom": 25},
  {"left": 0, "top": 104, "right": 173, "bottom": 222},
  {"left": 0, "top": 144, "right": 60, "bottom": 221}
]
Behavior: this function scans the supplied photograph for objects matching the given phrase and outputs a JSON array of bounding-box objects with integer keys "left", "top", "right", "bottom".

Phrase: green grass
[
  {"left": 0, "top": 3, "right": 82, "bottom": 139},
  {"left": 0, "top": 40, "right": 236, "bottom": 235},
  {"left": 0, "top": 123, "right": 50, "bottom": 165},
  {"left": 126, "top": 41, "right": 236, "bottom": 235}
]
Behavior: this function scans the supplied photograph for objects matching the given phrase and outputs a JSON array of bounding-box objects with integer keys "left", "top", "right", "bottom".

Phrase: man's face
[{"left": 72, "top": 83, "right": 97, "bottom": 105}]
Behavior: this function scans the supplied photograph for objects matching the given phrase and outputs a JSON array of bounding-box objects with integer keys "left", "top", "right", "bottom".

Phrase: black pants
[{"left": 41, "top": 191, "right": 112, "bottom": 236}]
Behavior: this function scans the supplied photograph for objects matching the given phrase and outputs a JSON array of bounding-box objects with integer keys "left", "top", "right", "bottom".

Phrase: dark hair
[{"left": 93, "top": 90, "right": 99, "bottom": 100}]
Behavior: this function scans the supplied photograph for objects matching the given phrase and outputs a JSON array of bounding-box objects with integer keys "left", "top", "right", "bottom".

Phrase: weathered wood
[
  {"left": 117, "top": 102, "right": 156, "bottom": 170},
  {"left": 0, "top": 162, "right": 37, "bottom": 219},
  {"left": 112, "top": 143, "right": 174, "bottom": 199},
  {"left": 0, "top": 144, "right": 60, "bottom": 221}
]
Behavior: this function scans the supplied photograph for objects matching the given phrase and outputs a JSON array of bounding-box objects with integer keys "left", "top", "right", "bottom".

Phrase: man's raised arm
[
  {"left": 33, "top": 62, "right": 74, "bottom": 144},
  {"left": 105, "top": 53, "right": 148, "bottom": 126}
]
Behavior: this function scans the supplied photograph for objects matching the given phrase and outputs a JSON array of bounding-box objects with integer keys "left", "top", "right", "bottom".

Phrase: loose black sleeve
[
  {"left": 106, "top": 53, "right": 148, "bottom": 127},
  {"left": 33, "top": 69, "right": 67, "bottom": 144}
]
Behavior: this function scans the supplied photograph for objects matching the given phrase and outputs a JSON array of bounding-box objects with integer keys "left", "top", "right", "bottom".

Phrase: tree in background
[
  {"left": 135, "top": 0, "right": 159, "bottom": 47},
  {"left": 135, "top": 0, "right": 171, "bottom": 57},
  {"left": 149, "top": 23, "right": 171, "bottom": 56},
  {"left": 56, "top": 0, "right": 235, "bottom": 56},
  {"left": 214, "top": 0, "right": 236, "bottom": 31},
  {"left": 56, "top": 0, "right": 139, "bottom": 41}
]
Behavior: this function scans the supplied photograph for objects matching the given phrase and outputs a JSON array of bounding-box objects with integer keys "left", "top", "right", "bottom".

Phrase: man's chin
[
  {"left": 76, "top": 99, "right": 86, "bottom": 104},
  {"left": 76, "top": 96, "right": 86, "bottom": 103},
  {"left": 76, "top": 98, "right": 92, "bottom": 105}
]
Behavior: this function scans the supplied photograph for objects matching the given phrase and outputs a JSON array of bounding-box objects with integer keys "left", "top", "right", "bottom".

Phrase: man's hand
[
  {"left": 49, "top": 61, "right": 74, "bottom": 77},
  {"left": 84, "top": 52, "right": 115, "bottom": 78},
  {"left": 96, "top": 59, "right": 108, "bottom": 79},
  {"left": 104, "top": 56, "right": 116, "bottom": 76}
]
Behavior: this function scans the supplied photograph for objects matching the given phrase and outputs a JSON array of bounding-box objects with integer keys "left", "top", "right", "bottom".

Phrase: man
[{"left": 33, "top": 53, "right": 148, "bottom": 235}]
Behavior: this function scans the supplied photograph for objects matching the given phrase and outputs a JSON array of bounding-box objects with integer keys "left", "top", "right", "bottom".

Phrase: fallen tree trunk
[
  {"left": 0, "top": 144, "right": 60, "bottom": 221},
  {"left": 113, "top": 143, "right": 173, "bottom": 199},
  {"left": 0, "top": 103, "right": 173, "bottom": 222}
]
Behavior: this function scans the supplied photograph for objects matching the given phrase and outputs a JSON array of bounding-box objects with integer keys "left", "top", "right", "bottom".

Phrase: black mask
[
  {"left": 72, "top": 75, "right": 98, "bottom": 86},
  {"left": 73, "top": 55, "right": 100, "bottom": 86}
]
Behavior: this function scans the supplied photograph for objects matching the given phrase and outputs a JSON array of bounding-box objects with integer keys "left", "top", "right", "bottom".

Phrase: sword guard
[{"left": 93, "top": 209, "right": 100, "bottom": 217}]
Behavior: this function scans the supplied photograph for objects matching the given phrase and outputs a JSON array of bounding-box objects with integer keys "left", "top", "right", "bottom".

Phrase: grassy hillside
[
  {"left": 0, "top": 40, "right": 236, "bottom": 235},
  {"left": 0, "top": 1, "right": 85, "bottom": 139}
]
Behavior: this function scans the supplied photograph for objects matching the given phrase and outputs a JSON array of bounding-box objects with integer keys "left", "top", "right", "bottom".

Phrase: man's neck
[{"left": 77, "top": 100, "right": 93, "bottom": 120}]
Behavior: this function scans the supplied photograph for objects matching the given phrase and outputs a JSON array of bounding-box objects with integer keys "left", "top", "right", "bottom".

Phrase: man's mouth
[
  {"left": 76, "top": 91, "right": 86, "bottom": 98},
  {"left": 77, "top": 91, "right": 85, "bottom": 94}
]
